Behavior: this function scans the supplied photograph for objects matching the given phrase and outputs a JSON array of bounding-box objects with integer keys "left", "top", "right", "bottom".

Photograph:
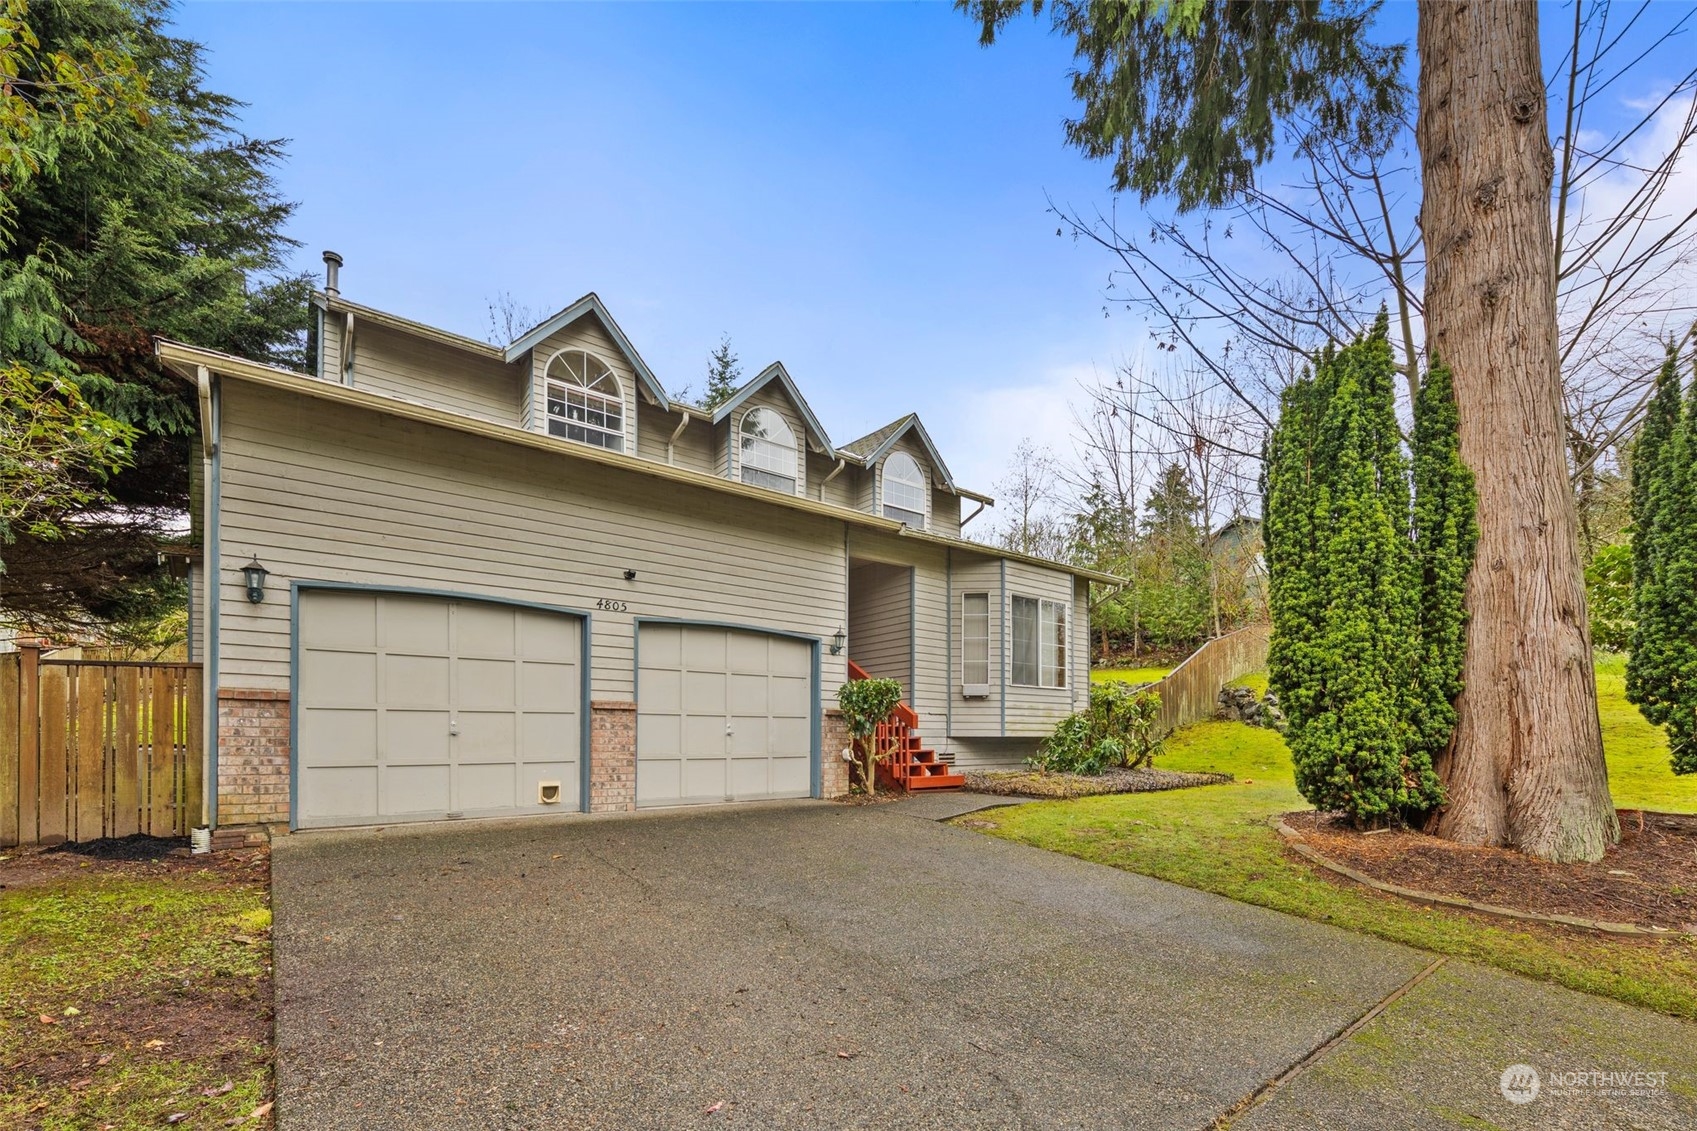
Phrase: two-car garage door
[{"left": 296, "top": 591, "right": 582, "bottom": 829}]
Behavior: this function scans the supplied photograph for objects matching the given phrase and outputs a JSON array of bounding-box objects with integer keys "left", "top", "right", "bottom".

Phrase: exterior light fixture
[
  {"left": 624, "top": 569, "right": 638, "bottom": 581},
  {"left": 830, "top": 626, "right": 846, "bottom": 655},
  {"left": 240, "top": 556, "right": 269, "bottom": 604}
]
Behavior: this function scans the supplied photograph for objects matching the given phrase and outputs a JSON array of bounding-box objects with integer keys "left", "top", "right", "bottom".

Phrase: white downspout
[
  {"left": 667, "top": 412, "right": 691, "bottom": 466},
  {"left": 820, "top": 457, "right": 845, "bottom": 501},
  {"left": 961, "top": 497, "right": 988, "bottom": 528},
  {"left": 342, "top": 311, "right": 356, "bottom": 386}
]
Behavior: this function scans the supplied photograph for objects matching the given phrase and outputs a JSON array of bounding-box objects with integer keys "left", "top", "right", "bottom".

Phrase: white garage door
[
  {"left": 296, "top": 590, "right": 582, "bottom": 828},
  {"left": 636, "top": 624, "right": 813, "bottom": 807}
]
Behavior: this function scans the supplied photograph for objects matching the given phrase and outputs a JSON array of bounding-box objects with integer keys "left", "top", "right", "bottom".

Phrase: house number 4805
[{"left": 595, "top": 598, "right": 630, "bottom": 613}]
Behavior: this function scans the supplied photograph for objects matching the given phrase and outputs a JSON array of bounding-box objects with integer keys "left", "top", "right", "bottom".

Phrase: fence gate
[{"left": 0, "top": 648, "right": 204, "bottom": 847}]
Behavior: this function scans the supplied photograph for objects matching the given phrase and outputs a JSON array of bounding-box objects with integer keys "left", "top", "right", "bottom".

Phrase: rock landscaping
[
  {"left": 1217, "top": 684, "right": 1285, "bottom": 730},
  {"left": 963, "top": 766, "right": 1233, "bottom": 799}
]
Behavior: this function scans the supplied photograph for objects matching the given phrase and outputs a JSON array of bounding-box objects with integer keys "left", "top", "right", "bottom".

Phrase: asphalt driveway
[{"left": 271, "top": 799, "right": 1697, "bottom": 1130}]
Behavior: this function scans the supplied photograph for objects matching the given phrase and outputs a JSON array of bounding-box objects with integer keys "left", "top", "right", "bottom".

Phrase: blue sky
[{"left": 172, "top": 0, "right": 1141, "bottom": 494}]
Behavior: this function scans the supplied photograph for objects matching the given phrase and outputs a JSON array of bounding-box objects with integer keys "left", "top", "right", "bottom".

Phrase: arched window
[
  {"left": 545, "top": 350, "right": 624, "bottom": 451},
  {"left": 739, "top": 407, "right": 797, "bottom": 493},
  {"left": 882, "top": 451, "right": 926, "bottom": 528}
]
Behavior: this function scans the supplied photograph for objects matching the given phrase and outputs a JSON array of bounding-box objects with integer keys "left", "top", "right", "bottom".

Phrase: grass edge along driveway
[{"left": 963, "top": 658, "right": 1697, "bottom": 1022}]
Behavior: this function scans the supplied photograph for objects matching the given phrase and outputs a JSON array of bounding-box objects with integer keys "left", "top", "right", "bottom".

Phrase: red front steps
[{"left": 848, "top": 659, "right": 965, "bottom": 793}]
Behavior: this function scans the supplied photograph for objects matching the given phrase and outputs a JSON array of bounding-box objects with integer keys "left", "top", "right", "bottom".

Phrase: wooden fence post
[{"left": 0, "top": 653, "right": 18, "bottom": 848}]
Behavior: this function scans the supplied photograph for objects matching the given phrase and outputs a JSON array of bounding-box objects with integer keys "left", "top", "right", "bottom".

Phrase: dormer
[
  {"left": 838, "top": 414, "right": 965, "bottom": 533},
  {"left": 503, "top": 294, "right": 670, "bottom": 453},
  {"left": 709, "top": 363, "right": 835, "bottom": 499}
]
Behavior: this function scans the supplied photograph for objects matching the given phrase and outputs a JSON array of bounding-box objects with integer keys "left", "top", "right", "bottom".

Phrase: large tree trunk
[{"left": 1417, "top": 1, "right": 1617, "bottom": 863}]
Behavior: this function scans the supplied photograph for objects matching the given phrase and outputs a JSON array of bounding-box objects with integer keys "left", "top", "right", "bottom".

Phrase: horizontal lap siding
[
  {"left": 1002, "top": 561, "right": 1078, "bottom": 736},
  {"left": 354, "top": 324, "right": 525, "bottom": 426},
  {"left": 215, "top": 383, "right": 847, "bottom": 702},
  {"left": 847, "top": 562, "right": 910, "bottom": 694},
  {"left": 636, "top": 400, "right": 715, "bottom": 474},
  {"left": 948, "top": 557, "right": 1003, "bottom": 738},
  {"left": 929, "top": 489, "right": 961, "bottom": 538},
  {"left": 810, "top": 452, "right": 861, "bottom": 509}
]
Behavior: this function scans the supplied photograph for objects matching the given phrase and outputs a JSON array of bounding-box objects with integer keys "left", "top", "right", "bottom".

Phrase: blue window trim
[
  {"left": 631, "top": 616, "right": 824, "bottom": 801},
  {"left": 288, "top": 580, "right": 594, "bottom": 829}
]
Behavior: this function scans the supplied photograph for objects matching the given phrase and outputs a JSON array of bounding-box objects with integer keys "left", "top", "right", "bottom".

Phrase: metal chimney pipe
[{"left": 322, "top": 250, "right": 343, "bottom": 297}]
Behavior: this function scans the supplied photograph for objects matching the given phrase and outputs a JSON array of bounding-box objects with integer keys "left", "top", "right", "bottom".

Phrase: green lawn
[
  {"left": 1595, "top": 652, "right": 1695, "bottom": 813},
  {"left": 965, "top": 660, "right": 1697, "bottom": 1020},
  {"left": 0, "top": 861, "right": 274, "bottom": 1129},
  {"left": 1091, "top": 666, "right": 1171, "bottom": 686}
]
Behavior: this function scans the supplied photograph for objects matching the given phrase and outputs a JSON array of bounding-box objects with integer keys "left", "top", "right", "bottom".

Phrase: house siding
[
  {"left": 213, "top": 382, "right": 849, "bottom": 707},
  {"left": 635, "top": 400, "right": 715, "bottom": 474},
  {"left": 349, "top": 322, "right": 526, "bottom": 426},
  {"left": 847, "top": 561, "right": 911, "bottom": 695}
]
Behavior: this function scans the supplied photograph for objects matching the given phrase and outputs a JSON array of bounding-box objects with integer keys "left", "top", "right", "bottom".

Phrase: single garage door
[
  {"left": 636, "top": 624, "right": 813, "bottom": 807},
  {"left": 296, "top": 590, "right": 583, "bottom": 828}
]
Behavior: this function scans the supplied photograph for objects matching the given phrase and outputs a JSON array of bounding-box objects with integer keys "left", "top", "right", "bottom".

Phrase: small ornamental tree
[
  {"left": 1627, "top": 342, "right": 1697, "bottom": 775},
  {"left": 837, "top": 677, "right": 903, "bottom": 793},
  {"left": 1265, "top": 315, "right": 1472, "bottom": 826},
  {"left": 701, "top": 335, "right": 742, "bottom": 410}
]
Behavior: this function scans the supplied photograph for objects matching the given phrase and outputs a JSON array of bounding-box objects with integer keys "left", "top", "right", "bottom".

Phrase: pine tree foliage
[
  {"left": 1265, "top": 315, "right": 1472, "bottom": 825},
  {"left": 1627, "top": 342, "right": 1697, "bottom": 774},
  {"left": 701, "top": 335, "right": 741, "bottom": 410},
  {"left": 1, "top": 0, "right": 309, "bottom": 632},
  {"left": 961, "top": 0, "right": 1405, "bottom": 210}
]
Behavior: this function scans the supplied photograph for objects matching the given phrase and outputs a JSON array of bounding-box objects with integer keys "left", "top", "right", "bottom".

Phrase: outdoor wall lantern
[
  {"left": 241, "top": 556, "right": 269, "bottom": 604},
  {"left": 830, "top": 626, "right": 846, "bottom": 655}
]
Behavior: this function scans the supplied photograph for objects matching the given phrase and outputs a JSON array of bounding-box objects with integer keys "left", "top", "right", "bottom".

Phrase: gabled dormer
[
  {"left": 709, "top": 362, "right": 835, "bottom": 499},
  {"left": 839, "top": 414, "right": 968, "bottom": 534},
  {"left": 504, "top": 294, "right": 670, "bottom": 454}
]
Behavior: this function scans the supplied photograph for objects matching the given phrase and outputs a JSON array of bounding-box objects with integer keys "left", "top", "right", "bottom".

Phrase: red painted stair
[{"left": 847, "top": 659, "right": 966, "bottom": 792}]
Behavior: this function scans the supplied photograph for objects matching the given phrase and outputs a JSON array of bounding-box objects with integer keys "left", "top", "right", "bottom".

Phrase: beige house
[{"left": 156, "top": 259, "right": 1117, "bottom": 833}]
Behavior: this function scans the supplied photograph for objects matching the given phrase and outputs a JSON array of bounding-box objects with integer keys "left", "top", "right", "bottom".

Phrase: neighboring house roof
[
  {"left": 502, "top": 293, "right": 671, "bottom": 406},
  {"left": 156, "top": 338, "right": 1118, "bottom": 584},
  {"left": 707, "top": 362, "right": 835, "bottom": 455},
  {"left": 839, "top": 414, "right": 976, "bottom": 499}
]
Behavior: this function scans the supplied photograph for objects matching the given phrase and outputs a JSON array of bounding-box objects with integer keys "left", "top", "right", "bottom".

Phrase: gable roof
[
  {"left": 839, "top": 414, "right": 957, "bottom": 493},
  {"left": 154, "top": 337, "right": 1116, "bottom": 583},
  {"left": 707, "top": 362, "right": 834, "bottom": 454},
  {"left": 502, "top": 293, "right": 670, "bottom": 406}
]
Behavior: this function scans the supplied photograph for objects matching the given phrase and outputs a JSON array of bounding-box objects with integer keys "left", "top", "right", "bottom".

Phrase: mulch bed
[
  {"left": 0, "top": 837, "right": 267, "bottom": 891},
  {"left": 1283, "top": 809, "right": 1697, "bottom": 933},
  {"left": 964, "top": 766, "right": 1233, "bottom": 799}
]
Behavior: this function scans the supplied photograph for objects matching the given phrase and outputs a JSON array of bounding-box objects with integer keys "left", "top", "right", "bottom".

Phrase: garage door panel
[
  {"left": 299, "top": 708, "right": 377, "bottom": 766},
  {"left": 385, "top": 764, "right": 451, "bottom": 814},
  {"left": 384, "top": 654, "right": 449, "bottom": 706},
  {"left": 519, "top": 661, "right": 578, "bottom": 707},
  {"left": 457, "top": 658, "right": 516, "bottom": 709},
  {"left": 299, "top": 765, "right": 377, "bottom": 819},
  {"left": 769, "top": 756, "right": 809, "bottom": 796},
  {"left": 457, "top": 764, "right": 516, "bottom": 812},
  {"left": 769, "top": 715, "right": 810, "bottom": 752},
  {"left": 727, "top": 633, "right": 769, "bottom": 673},
  {"left": 300, "top": 592, "right": 377, "bottom": 650},
  {"left": 641, "top": 624, "right": 682, "bottom": 666},
  {"left": 682, "top": 630, "right": 725, "bottom": 668},
  {"left": 636, "top": 760, "right": 681, "bottom": 804},
  {"left": 297, "top": 592, "right": 581, "bottom": 828},
  {"left": 520, "top": 612, "right": 579, "bottom": 661},
  {"left": 457, "top": 712, "right": 517, "bottom": 762},
  {"left": 299, "top": 650, "right": 377, "bottom": 707},
  {"left": 728, "top": 673, "right": 768, "bottom": 716},
  {"left": 384, "top": 710, "right": 451, "bottom": 764},
  {"left": 456, "top": 603, "right": 516, "bottom": 655},
  {"left": 636, "top": 713, "right": 680, "bottom": 757},
  {"left": 381, "top": 596, "right": 449, "bottom": 654},
  {"left": 638, "top": 668, "right": 680, "bottom": 711},
  {"left": 682, "top": 671, "right": 726, "bottom": 715},
  {"left": 682, "top": 713, "right": 725, "bottom": 754},
  {"left": 770, "top": 674, "right": 810, "bottom": 717},
  {"left": 684, "top": 758, "right": 727, "bottom": 801},
  {"left": 729, "top": 717, "right": 768, "bottom": 757},
  {"left": 729, "top": 757, "right": 770, "bottom": 797}
]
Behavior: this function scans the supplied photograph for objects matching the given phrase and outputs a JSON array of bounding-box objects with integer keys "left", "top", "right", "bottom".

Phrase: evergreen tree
[
  {"left": 1628, "top": 343, "right": 1697, "bottom": 774},
  {"left": 1266, "top": 317, "right": 1447, "bottom": 826},
  {"left": 1, "top": 0, "right": 310, "bottom": 632},
  {"left": 701, "top": 335, "right": 741, "bottom": 410}
]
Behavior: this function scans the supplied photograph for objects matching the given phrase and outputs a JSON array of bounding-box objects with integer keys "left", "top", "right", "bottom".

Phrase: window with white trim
[
  {"left": 739, "top": 407, "right": 797, "bottom": 493},
  {"left": 545, "top": 350, "right": 624, "bottom": 451},
  {"left": 882, "top": 451, "right": 926, "bottom": 528},
  {"left": 961, "top": 592, "right": 990, "bottom": 692},
  {"left": 1010, "top": 594, "right": 1068, "bottom": 688}
]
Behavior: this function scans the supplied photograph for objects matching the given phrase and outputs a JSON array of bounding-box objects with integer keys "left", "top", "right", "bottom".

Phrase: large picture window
[
  {"left": 739, "top": 407, "right": 798, "bottom": 493},
  {"left": 961, "top": 592, "right": 990, "bottom": 691},
  {"left": 545, "top": 350, "right": 624, "bottom": 451},
  {"left": 882, "top": 451, "right": 926, "bottom": 528},
  {"left": 1010, "top": 594, "right": 1067, "bottom": 688}
]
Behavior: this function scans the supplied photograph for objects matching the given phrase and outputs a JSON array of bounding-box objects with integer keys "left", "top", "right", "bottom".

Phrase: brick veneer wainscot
[
  {"left": 217, "top": 688, "right": 290, "bottom": 827},
  {"left": 821, "top": 709, "right": 851, "bottom": 800},
  {"left": 590, "top": 700, "right": 637, "bottom": 812}
]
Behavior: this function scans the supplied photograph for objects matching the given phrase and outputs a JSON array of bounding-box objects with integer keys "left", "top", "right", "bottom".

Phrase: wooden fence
[
  {"left": 1147, "top": 623, "right": 1271, "bottom": 736},
  {"left": 0, "top": 647, "right": 203, "bottom": 847}
]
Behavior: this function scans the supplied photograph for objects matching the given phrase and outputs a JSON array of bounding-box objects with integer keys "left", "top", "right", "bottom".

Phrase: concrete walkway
[{"left": 271, "top": 801, "right": 1696, "bottom": 1130}]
